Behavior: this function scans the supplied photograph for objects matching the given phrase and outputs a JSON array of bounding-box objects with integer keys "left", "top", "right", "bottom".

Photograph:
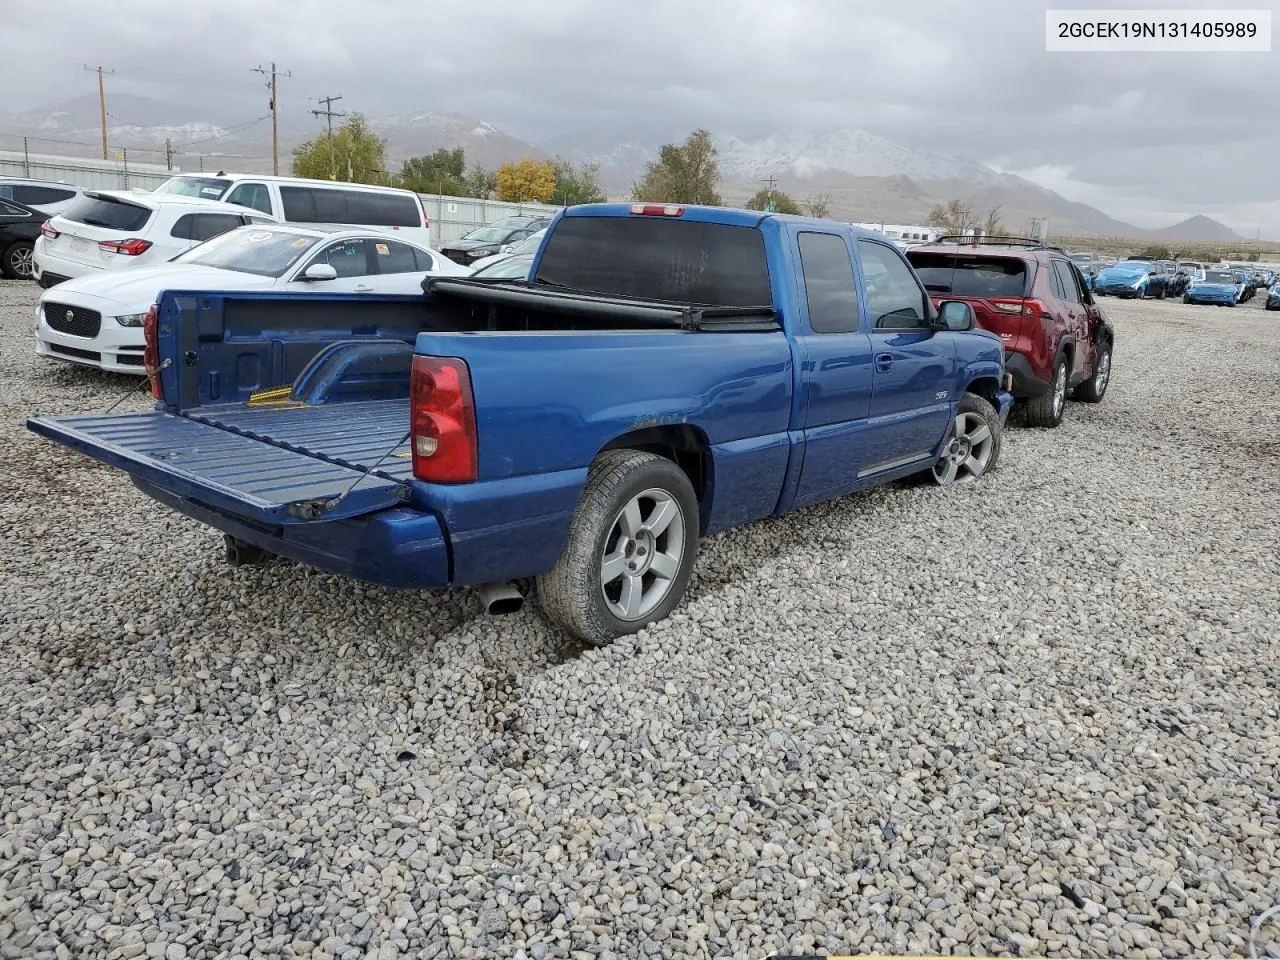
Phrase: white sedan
[{"left": 35, "top": 223, "right": 469, "bottom": 375}]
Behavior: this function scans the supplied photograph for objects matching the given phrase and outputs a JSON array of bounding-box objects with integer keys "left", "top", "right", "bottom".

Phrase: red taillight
[
  {"left": 421, "top": 205, "right": 430, "bottom": 229},
  {"left": 142, "top": 305, "right": 162, "bottom": 400},
  {"left": 629, "top": 203, "right": 684, "bottom": 217},
  {"left": 410, "top": 355, "right": 477, "bottom": 483},
  {"left": 40, "top": 221, "right": 59, "bottom": 240},
  {"left": 990, "top": 298, "right": 1044, "bottom": 317},
  {"left": 98, "top": 238, "right": 153, "bottom": 256}
]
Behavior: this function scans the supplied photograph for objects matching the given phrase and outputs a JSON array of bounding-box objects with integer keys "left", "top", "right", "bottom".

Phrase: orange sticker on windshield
[
  {"left": 375, "top": 243, "right": 390, "bottom": 255},
  {"left": 291, "top": 238, "right": 310, "bottom": 248}
]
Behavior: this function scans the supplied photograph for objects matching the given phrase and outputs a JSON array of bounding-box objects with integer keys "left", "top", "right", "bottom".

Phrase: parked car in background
[
  {"left": 1068, "top": 251, "right": 1100, "bottom": 289},
  {"left": 1266, "top": 281, "right": 1280, "bottom": 310},
  {"left": 467, "top": 252, "right": 535, "bottom": 279},
  {"left": 439, "top": 223, "right": 544, "bottom": 267},
  {"left": 151, "top": 173, "right": 433, "bottom": 248},
  {"left": 1094, "top": 259, "right": 1169, "bottom": 298},
  {"left": 0, "top": 198, "right": 49, "bottom": 279},
  {"left": 0, "top": 177, "right": 84, "bottom": 216},
  {"left": 35, "top": 223, "right": 468, "bottom": 374},
  {"left": 907, "top": 236, "right": 1114, "bottom": 428},
  {"left": 1231, "top": 269, "right": 1254, "bottom": 302},
  {"left": 489, "top": 214, "right": 553, "bottom": 232},
  {"left": 33, "top": 191, "right": 277, "bottom": 287},
  {"left": 1167, "top": 261, "right": 1203, "bottom": 297},
  {"left": 1183, "top": 269, "right": 1242, "bottom": 306},
  {"left": 468, "top": 227, "right": 547, "bottom": 272}
]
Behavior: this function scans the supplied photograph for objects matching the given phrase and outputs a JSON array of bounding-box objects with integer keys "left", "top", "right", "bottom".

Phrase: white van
[{"left": 151, "top": 174, "right": 431, "bottom": 247}]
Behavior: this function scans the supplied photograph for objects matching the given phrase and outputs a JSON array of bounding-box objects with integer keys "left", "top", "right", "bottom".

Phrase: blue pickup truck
[{"left": 28, "top": 203, "right": 1013, "bottom": 644}]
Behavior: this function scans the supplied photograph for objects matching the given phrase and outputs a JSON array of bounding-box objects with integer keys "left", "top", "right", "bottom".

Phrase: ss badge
[{"left": 935, "top": 390, "right": 948, "bottom": 400}]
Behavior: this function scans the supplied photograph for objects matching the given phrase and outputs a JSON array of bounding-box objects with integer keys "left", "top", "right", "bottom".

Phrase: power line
[
  {"left": 310, "top": 95, "right": 347, "bottom": 179},
  {"left": 251, "top": 62, "right": 292, "bottom": 175}
]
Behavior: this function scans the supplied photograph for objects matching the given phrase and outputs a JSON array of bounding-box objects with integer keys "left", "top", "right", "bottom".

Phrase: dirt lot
[{"left": 0, "top": 280, "right": 1277, "bottom": 960}]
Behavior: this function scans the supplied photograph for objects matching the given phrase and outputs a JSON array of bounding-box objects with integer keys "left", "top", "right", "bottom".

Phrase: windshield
[
  {"left": 1108, "top": 261, "right": 1151, "bottom": 274},
  {"left": 177, "top": 227, "right": 320, "bottom": 277},
  {"left": 512, "top": 229, "right": 547, "bottom": 254},
  {"left": 153, "top": 176, "right": 232, "bottom": 200},
  {"left": 473, "top": 254, "right": 534, "bottom": 279},
  {"left": 461, "top": 227, "right": 513, "bottom": 243},
  {"left": 1202, "top": 271, "right": 1234, "bottom": 283}
]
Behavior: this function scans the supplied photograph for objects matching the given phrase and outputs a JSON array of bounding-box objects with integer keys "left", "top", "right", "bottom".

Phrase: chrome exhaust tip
[{"left": 476, "top": 581, "right": 524, "bottom": 615}]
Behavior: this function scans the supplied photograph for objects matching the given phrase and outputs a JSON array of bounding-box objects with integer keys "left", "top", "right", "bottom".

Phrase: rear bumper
[
  {"left": 139, "top": 479, "right": 453, "bottom": 589},
  {"left": 1003, "top": 352, "right": 1051, "bottom": 398}
]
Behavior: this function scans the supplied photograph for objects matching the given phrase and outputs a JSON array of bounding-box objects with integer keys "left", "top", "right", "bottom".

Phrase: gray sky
[{"left": 8, "top": 0, "right": 1280, "bottom": 234}]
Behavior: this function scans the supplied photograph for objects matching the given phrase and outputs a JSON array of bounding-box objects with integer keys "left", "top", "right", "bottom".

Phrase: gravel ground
[{"left": 1, "top": 280, "right": 1278, "bottom": 960}]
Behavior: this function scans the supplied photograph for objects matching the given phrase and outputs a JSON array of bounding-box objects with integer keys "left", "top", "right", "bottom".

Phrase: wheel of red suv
[
  {"left": 1, "top": 241, "right": 34, "bottom": 280},
  {"left": 1072, "top": 340, "right": 1112, "bottom": 403},
  {"left": 537, "top": 449, "right": 700, "bottom": 646},
  {"left": 928, "top": 392, "right": 1003, "bottom": 486},
  {"left": 1024, "top": 358, "right": 1067, "bottom": 428}
]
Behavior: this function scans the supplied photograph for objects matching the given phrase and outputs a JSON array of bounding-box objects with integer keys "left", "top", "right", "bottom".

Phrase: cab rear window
[{"left": 906, "top": 252, "right": 1029, "bottom": 298}]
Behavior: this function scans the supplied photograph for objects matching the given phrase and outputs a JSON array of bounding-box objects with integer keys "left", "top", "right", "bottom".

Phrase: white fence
[
  {"left": 418, "top": 194, "right": 565, "bottom": 245},
  {"left": 0, "top": 150, "right": 177, "bottom": 192}
]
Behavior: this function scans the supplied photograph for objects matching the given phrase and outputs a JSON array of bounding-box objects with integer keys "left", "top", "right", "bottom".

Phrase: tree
[
  {"left": 399, "top": 147, "right": 466, "bottom": 195},
  {"left": 981, "top": 204, "right": 1006, "bottom": 238},
  {"left": 291, "top": 114, "right": 389, "bottom": 184},
  {"left": 552, "top": 158, "right": 606, "bottom": 205},
  {"left": 1140, "top": 243, "right": 1172, "bottom": 260},
  {"left": 632, "top": 129, "right": 722, "bottom": 206},
  {"left": 496, "top": 157, "right": 558, "bottom": 203},
  {"left": 463, "top": 163, "right": 498, "bottom": 200},
  {"left": 928, "top": 199, "right": 979, "bottom": 236},
  {"left": 803, "top": 194, "right": 832, "bottom": 219},
  {"left": 744, "top": 188, "right": 802, "bottom": 215}
]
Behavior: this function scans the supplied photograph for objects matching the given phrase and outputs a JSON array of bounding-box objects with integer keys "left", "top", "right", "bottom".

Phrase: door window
[
  {"left": 371, "top": 239, "right": 422, "bottom": 275},
  {"left": 857, "top": 240, "right": 928, "bottom": 329},
  {"left": 1052, "top": 260, "right": 1081, "bottom": 303},
  {"left": 170, "top": 213, "right": 247, "bottom": 242},
  {"left": 225, "top": 182, "right": 273, "bottom": 215},
  {"left": 797, "top": 232, "right": 860, "bottom": 334},
  {"left": 311, "top": 239, "right": 371, "bottom": 278}
]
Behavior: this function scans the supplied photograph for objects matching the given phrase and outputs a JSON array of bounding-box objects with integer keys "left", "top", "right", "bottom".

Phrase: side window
[
  {"left": 412, "top": 247, "right": 438, "bottom": 272},
  {"left": 1045, "top": 262, "right": 1067, "bottom": 299},
  {"left": 314, "top": 190, "right": 349, "bottom": 223},
  {"left": 857, "top": 239, "right": 928, "bottom": 329},
  {"left": 797, "top": 231, "right": 860, "bottom": 334},
  {"left": 371, "top": 239, "right": 421, "bottom": 275},
  {"left": 1052, "top": 261, "right": 1081, "bottom": 303},
  {"left": 225, "top": 182, "right": 272, "bottom": 215},
  {"left": 0, "top": 199, "right": 29, "bottom": 216},
  {"left": 280, "top": 186, "right": 317, "bottom": 222},
  {"left": 169, "top": 213, "right": 244, "bottom": 242},
  {"left": 16, "top": 185, "right": 75, "bottom": 205},
  {"left": 343, "top": 191, "right": 419, "bottom": 227},
  {"left": 313, "top": 239, "right": 370, "bottom": 278}
]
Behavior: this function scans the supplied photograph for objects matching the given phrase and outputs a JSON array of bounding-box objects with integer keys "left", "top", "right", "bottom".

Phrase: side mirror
[
  {"left": 935, "top": 300, "right": 976, "bottom": 332},
  {"left": 302, "top": 263, "right": 338, "bottom": 281},
  {"left": 499, "top": 244, "right": 514, "bottom": 254}
]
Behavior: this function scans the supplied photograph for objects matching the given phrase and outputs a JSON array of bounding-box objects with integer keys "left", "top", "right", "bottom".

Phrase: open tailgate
[{"left": 27, "top": 409, "right": 410, "bottom": 524}]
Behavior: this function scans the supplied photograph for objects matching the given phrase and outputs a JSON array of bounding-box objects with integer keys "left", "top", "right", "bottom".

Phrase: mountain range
[{"left": 0, "top": 93, "right": 1247, "bottom": 242}]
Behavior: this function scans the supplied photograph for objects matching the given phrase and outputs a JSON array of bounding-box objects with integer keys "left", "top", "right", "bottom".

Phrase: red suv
[{"left": 906, "top": 237, "right": 1115, "bottom": 427}]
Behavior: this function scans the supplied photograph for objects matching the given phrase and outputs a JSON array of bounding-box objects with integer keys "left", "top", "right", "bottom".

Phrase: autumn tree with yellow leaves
[{"left": 495, "top": 157, "right": 557, "bottom": 203}]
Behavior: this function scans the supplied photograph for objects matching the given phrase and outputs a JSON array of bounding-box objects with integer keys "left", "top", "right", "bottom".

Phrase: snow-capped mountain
[{"left": 367, "top": 112, "right": 549, "bottom": 169}]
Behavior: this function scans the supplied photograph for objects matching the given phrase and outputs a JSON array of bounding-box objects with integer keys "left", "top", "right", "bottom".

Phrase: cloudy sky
[{"left": 7, "top": 0, "right": 1280, "bottom": 234}]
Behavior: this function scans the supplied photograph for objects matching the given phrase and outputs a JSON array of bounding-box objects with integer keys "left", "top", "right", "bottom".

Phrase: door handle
[
  {"left": 354, "top": 283, "right": 373, "bottom": 292},
  {"left": 875, "top": 353, "right": 893, "bottom": 373}
]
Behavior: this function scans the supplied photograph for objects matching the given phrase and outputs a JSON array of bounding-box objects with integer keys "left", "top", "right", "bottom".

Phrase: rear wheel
[
  {"left": 1024, "top": 358, "right": 1067, "bottom": 428},
  {"left": 1072, "top": 341, "right": 1111, "bottom": 403},
  {"left": 537, "top": 449, "right": 699, "bottom": 646},
  {"left": 1, "top": 241, "right": 34, "bottom": 280}
]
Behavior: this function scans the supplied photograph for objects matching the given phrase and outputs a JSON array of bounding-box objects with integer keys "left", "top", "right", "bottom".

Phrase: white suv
[{"left": 33, "top": 190, "right": 276, "bottom": 287}]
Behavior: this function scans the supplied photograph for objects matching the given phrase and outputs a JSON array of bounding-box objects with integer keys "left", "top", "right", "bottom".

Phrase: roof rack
[{"left": 930, "top": 234, "right": 1067, "bottom": 254}]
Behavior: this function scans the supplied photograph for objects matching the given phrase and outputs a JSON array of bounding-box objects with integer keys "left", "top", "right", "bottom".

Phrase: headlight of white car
[{"left": 116, "top": 313, "right": 147, "bottom": 327}]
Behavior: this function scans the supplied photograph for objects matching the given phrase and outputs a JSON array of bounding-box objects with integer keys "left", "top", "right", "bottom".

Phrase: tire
[
  {"left": 927, "top": 392, "right": 1003, "bottom": 486},
  {"left": 1154, "top": 285, "right": 1165, "bottom": 300},
  {"left": 1073, "top": 340, "right": 1111, "bottom": 403},
  {"left": 1, "top": 241, "right": 35, "bottom": 280},
  {"left": 537, "top": 449, "right": 699, "bottom": 646},
  {"left": 1182, "top": 295, "right": 1191, "bottom": 304},
  {"left": 1024, "top": 357, "right": 1067, "bottom": 428}
]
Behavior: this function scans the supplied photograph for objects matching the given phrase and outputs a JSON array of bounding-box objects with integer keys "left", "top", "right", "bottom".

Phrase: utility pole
[
  {"left": 84, "top": 65, "right": 114, "bottom": 159},
  {"left": 310, "top": 95, "right": 346, "bottom": 180},
  {"left": 164, "top": 138, "right": 173, "bottom": 171},
  {"left": 252, "top": 62, "right": 291, "bottom": 175},
  {"left": 762, "top": 175, "right": 780, "bottom": 212}
]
